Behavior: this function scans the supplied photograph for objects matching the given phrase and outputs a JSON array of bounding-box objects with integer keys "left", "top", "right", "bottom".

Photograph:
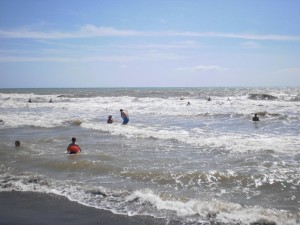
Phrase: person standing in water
[
  {"left": 252, "top": 114, "right": 259, "bottom": 121},
  {"left": 120, "top": 109, "right": 129, "bottom": 125}
]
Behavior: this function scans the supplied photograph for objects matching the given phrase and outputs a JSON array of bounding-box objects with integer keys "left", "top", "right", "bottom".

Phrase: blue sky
[{"left": 1, "top": 0, "right": 300, "bottom": 88}]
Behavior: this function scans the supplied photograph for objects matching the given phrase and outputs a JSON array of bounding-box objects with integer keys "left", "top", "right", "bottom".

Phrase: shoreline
[{"left": 0, "top": 191, "right": 180, "bottom": 225}]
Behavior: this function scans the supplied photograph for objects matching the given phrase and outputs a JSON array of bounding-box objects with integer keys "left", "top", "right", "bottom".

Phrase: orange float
[{"left": 67, "top": 145, "right": 80, "bottom": 154}]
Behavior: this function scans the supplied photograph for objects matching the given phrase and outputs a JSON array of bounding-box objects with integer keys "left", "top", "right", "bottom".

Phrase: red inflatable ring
[{"left": 67, "top": 145, "right": 80, "bottom": 154}]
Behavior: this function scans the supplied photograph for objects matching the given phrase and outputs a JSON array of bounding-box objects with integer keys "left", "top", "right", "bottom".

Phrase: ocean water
[{"left": 0, "top": 87, "right": 299, "bottom": 225}]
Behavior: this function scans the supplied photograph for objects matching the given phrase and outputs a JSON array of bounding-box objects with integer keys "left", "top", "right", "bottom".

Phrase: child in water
[
  {"left": 67, "top": 137, "right": 81, "bottom": 154},
  {"left": 107, "top": 115, "right": 114, "bottom": 124}
]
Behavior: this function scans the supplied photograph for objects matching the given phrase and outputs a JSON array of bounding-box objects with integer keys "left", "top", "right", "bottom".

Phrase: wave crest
[{"left": 249, "top": 94, "right": 278, "bottom": 100}]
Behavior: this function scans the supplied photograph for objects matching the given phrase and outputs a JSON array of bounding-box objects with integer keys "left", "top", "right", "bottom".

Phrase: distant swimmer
[
  {"left": 28, "top": 98, "right": 32, "bottom": 103},
  {"left": 49, "top": 98, "right": 53, "bottom": 103},
  {"left": 67, "top": 137, "right": 81, "bottom": 154},
  {"left": 186, "top": 102, "right": 191, "bottom": 106},
  {"left": 252, "top": 114, "right": 259, "bottom": 121},
  {"left": 120, "top": 109, "right": 129, "bottom": 125},
  {"left": 107, "top": 115, "right": 114, "bottom": 124},
  {"left": 15, "top": 140, "right": 20, "bottom": 147},
  {"left": 208, "top": 97, "right": 211, "bottom": 101}
]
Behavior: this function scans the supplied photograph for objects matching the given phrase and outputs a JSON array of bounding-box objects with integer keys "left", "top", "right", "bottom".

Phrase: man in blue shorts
[{"left": 120, "top": 109, "right": 129, "bottom": 125}]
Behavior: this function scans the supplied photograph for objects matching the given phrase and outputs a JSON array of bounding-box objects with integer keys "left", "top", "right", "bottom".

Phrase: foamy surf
[
  {"left": 0, "top": 166, "right": 298, "bottom": 225},
  {"left": 1, "top": 87, "right": 299, "bottom": 225}
]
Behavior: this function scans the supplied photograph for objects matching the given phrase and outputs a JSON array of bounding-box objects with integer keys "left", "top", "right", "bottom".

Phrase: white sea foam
[
  {"left": 126, "top": 189, "right": 298, "bottom": 225},
  {"left": 1, "top": 90, "right": 299, "bottom": 128},
  {"left": 1, "top": 88, "right": 299, "bottom": 225},
  {"left": 1, "top": 166, "right": 298, "bottom": 225},
  {"left": 2, "top": 91, "right": 299, "bottom": 154},
  {"left": 81, "top": 121, "right": 300, "bottom": 156}
]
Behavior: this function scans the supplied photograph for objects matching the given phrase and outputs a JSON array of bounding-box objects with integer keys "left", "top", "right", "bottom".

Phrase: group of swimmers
[
  {"left": 14, "top": 106, "right": 129, "bottom": 153},
  {"left": 14, "top": 137, "right": 82, "bottom": 155},
  {"left": 70, "top": 112, "right": 259, "bottom": 155},
  {"left": 17, "top": 100, "right": 260, "bottom": 154},
  {"left": 107, "top": 109, "right": 129, "bottom": 125},
  {"left": 67, "top": 109, "right": 129, "bottom": 154}
]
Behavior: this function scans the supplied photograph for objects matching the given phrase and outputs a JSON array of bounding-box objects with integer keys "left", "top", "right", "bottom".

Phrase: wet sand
[{"left": 0, "top": 191, "right": 179, "bottom": 225}]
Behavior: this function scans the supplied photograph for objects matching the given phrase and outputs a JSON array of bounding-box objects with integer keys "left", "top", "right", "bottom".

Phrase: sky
[{"left": 0, "top": 0, "right": 300, "bottom": 88}]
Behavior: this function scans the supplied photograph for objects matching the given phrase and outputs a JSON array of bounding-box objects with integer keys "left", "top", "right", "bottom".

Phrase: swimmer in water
[
  {"left": 67, "top": 137, "right": 81, "bottom": 154},
  {"left": 15, "top": 140, "right": 21, "bottom": 147},
  {"left": 252, "top": 114, "right": 259, "bottom": 121},
  {"left": 107, "top": 115, "right": 114, "bottom": 124},
  {"left": 120, "top": 109, "right": 129, "bottom": 125}
]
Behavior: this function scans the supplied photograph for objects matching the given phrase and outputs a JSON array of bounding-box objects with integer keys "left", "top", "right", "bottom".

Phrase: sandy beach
[{"left": 0, "top": 191, "right": 179, "bottom": 225}]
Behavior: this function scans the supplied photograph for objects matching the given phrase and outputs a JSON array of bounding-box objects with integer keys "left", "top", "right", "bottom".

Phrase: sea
[{"left": 0, "top": 87, "right": 299, "bottom": 225}]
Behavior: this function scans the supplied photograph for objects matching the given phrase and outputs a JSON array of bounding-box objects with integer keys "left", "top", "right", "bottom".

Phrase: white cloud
[
  {"left": 1, "top": 25, "right": 300, "bottom": 41},
  {"left": 0, "top": 52, "right": 181, "bottom": 63},
  {"left": 0, "top": 55, "right": 138, "bottom": 63},
  {"left": 79, "top": 25, "right": 140, "bottom": 37},
  {"left": 0, "top": 25, "right": 141, "bottom": 39},
  {"left": 0, "top": 28, "right": 73, "bottom": 39},
  {"left": 278, "top": 67, "right": 300, "bottom": 74},
  {"left": 174, "top": 65, "right": 228, "bottom": 73},
  {"left": 0, "top": 56, "right": 73, "bottom": 63},
  {"left": 170, "top": 31, "right": 300, "bottom": 41},
  {"left": 240, "top": 41, "right": 261, "bottom": 49},
  {"left": 113, "top": 40, "right": 204, "bottom": 50}
]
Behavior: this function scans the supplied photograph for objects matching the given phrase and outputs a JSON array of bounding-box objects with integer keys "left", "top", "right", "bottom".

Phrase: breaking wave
[{"left": 0, "top": 166, "right": 298, "bottom": 225}]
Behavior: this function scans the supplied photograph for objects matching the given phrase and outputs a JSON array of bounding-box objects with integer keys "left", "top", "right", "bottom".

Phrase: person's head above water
[
  {"left": 15, "top": 140, "right": 20, "bottom": 147},
  {"left": 71, "top": 137, "right": 76, "bottom": 143},
  {"left": 120, "top": 109, "right": 123, "bottom": 112}
]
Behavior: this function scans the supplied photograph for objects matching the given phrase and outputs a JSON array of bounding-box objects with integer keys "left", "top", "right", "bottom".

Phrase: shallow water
[{"left": 0, "top": 87, "right": 299, "bottom": 224}]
